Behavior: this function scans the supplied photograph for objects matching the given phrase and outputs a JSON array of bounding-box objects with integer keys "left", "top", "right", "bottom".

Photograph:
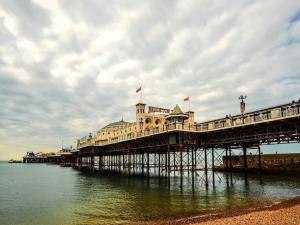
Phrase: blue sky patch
[{"left": 289, "top": 10, "right": 300, "bottom": 25}]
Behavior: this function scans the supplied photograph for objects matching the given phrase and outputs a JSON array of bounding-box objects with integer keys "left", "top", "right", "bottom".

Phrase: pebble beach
[{"left": 149, "top": 196, "right": 300, "bottom": 225}]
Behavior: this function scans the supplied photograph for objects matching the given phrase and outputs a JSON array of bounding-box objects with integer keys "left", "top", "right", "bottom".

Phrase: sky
[{"left": 0, "top": 0, "right": 300, "bottom": 160}]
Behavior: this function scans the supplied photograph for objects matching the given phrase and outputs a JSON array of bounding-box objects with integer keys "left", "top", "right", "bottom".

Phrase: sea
[{"left": 0, "top": 161, "right": 300, "bottom": 225}]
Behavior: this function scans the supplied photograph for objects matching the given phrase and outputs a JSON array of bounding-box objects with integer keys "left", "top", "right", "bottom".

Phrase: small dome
[{"left": 101, "top": 119, "right": 131, "bottom": 130}]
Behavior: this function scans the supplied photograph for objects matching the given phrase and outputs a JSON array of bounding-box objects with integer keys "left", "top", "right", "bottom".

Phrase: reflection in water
[
  {"left": 0, "top": 162, "right": 300, "bottom": 225},
  {"left": 72, "top": 171, "right": 300, "bottom": 224}
]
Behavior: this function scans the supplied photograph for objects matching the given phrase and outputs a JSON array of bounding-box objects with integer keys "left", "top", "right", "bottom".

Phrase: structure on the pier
[
  {"left": 23, "top": 148, "right": 72, "bottom": 165},
  {"left": 77, "top": 102, "right": 194, "bottom": 148}
]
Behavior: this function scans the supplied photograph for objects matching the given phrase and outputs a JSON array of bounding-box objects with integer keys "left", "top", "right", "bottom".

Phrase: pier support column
[
  {"left": 122, "top": 153, "right": 125, "bottom": 172},
  {"left": 258, "top": 146, "right": 262, "bottom": 173},
  {"left": 212, "top": 147, "right": 215, "bottom": 186},
  {"left": 158, "top": 153, "right": 161, "bottom": 177},
  {"left": 99, "top": 155, "right": 102, "bottom": 171},
  {"left": 194, "top": 145, "right": 197, "bottom": 174},
  {"left": 225, "top": 147, "right": 229, "bottom": 172},
  {"left": 155, "top": 153, "right": 157, "bottom": 176},
  {"left": 173, "top": 150, "right": 176, "bottom": 176},
  {"left": 118, "top": 154, "right": 121, "bottom": 173},
  {"left": 142, "top": 152, "right": 145, "bottom": 177},
  {"left": 180, "top": 144, "right": 184, "bottom": 177},
  {"left": 132, "top": 153, "right": 135, "bottom": 174},
  {"left": 109, "top": 155, "right": 112, "bottom": 171},
  {"left": 128, "top": 153, "right": 131, "bottom": 175},
  {"left": 229, "top": 146, "right": 233, "bottom": 171},
  {"left": 229, "top": 146, "right": 233, "bottom": 183},
  {"left": 147, "top": 152, "right": 150, "bottom": 177},
  {"left": 243, "top": 146, "right": 248, "bottom": 174},
  {"left": 204, "top": 147, "right": 208, "bottom": 187},
  {"left": 164, "top": 151, "right": 168, "bottom": 177},
  {"left": 167, "top": 145, "right": 171, "bottom": 176},
  {"left": 187, "top": 147, "right": 190, "bottom": 176},
  {"left": 78, "top": 152, "right": 82, "bottom": 170},
  {"left": 91, "top": 150, "right": 95, "bottom": 172},
  {"left": 191, "top": 144, "right": 194, "bottom": 175}
]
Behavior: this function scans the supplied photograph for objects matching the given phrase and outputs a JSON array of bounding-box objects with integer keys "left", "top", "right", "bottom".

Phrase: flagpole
[{"left": 189, "top": 99, "right": 191, "bottom": 111}]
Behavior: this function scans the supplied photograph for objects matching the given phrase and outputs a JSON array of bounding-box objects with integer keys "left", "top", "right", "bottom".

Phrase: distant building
[{"left": 222, "top": 153, "right": 300, "bottom": 169}]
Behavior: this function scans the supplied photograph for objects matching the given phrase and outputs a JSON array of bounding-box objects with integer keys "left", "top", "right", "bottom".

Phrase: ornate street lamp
[{"left": 239, "top": 95, "right": 247, "bottom": 124}]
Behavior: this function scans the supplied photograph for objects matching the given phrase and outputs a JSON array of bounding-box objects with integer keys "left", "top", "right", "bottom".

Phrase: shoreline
[{"left": 145, "top": 196, "right": 300, "bottom": 225}]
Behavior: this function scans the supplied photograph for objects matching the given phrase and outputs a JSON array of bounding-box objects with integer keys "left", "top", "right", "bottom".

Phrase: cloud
[
  {"left": 0, "top": 0, "right": 51, "bottom": 39},
  {"left": 0, "top": 0, "right": 300, "bottom": 159}
]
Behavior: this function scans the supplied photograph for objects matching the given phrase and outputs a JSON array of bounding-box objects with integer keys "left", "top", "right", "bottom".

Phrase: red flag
[
  {"left": 184, "top": 96, "right": 189, "bottom": 101},
  {"left": 136, "top": 86, "right": 142, "bottom": 93}
]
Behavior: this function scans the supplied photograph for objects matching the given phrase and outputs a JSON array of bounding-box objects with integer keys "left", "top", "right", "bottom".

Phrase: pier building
[{"left": 77, "top": 102, "right": 194, "bottom": 148}]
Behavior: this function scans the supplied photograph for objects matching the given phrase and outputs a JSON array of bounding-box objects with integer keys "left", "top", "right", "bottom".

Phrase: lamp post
[{"left": 239, "top": 95, "right": 247, "bottom": 124}]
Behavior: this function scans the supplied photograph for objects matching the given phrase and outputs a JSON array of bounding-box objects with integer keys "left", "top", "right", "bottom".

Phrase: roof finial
[{"left": 121, "top": 117, "right": 124, "bottom": 122}]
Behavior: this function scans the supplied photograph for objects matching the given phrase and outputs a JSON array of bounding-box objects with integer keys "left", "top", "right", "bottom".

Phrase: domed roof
[{"left": 101, "top": 119, "right": 131, "bottom": 130}]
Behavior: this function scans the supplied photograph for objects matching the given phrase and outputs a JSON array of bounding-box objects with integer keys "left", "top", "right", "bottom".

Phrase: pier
[{"left": 23, "top": 99, "right": 300, "bottom": 185}]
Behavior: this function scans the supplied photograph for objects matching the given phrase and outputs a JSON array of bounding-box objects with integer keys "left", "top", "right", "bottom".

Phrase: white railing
[{"left": 196, "top": 101, "right": 300, "bottom": 132}]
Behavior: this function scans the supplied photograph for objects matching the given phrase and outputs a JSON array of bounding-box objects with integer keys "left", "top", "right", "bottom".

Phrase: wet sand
[{"left": 146, "top": 196, "right": 300, "bottom": 225}]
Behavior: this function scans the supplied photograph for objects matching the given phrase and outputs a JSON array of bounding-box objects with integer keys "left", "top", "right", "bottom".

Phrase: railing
[
  {"left": 77, "top": 101, "right": 300, "bottom": 149},
  {"left": 196, "top": 101, "right": 300, "bottom": 132}
]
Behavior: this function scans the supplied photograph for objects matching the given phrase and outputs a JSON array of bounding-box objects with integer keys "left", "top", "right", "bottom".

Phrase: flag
[
  {"left": 136, "top": 86, "right": 142, "bottom": 93},
  {"left": 184, "top": 96, "right": 189, "bottom": 101}
]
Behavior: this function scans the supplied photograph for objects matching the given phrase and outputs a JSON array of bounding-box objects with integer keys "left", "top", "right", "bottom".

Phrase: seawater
[{"left": 0, "top": 161, "right": 300, "bottom": 225}]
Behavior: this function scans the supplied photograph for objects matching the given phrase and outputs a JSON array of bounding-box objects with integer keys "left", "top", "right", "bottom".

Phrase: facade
[
  {"left": 76, "top": 99, "right": 300, "bottom": 149},
  {"left": 77, "top": 102, "right": 195, "bottom": 149}
]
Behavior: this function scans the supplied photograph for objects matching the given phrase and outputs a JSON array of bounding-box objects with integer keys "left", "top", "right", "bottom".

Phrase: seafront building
[{"left": 77, "top": 102, "right": 195, "bottom": 148}]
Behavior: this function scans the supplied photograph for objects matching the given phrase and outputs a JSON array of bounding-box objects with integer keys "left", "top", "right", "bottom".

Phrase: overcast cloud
[{"left": 0, "top": 0, "right": 300, "bottom": 159}]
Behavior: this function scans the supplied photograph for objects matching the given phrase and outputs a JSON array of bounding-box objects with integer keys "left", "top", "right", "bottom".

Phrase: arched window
[{"left": 155, "top": 119, "right": 161, "bottom": 125}]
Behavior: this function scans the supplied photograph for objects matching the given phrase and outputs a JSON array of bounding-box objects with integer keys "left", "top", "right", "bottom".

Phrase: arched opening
[
  {"left": 155, "top": 119, "right": 161, "bottom": 125},
  {"left": 145, "top": 118, "right": 152, "bottom": 124}
]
